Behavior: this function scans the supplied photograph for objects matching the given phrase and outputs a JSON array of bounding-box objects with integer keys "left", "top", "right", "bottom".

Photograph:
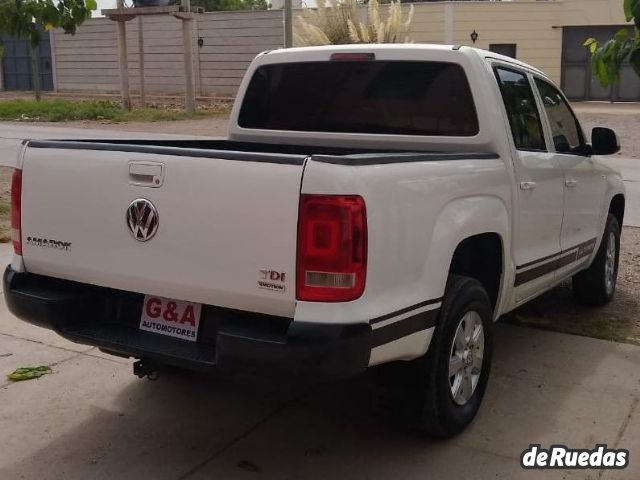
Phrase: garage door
[
  {"left": 0, "top": 34, "right": 54, "bottom": 92},
  {"left": 562, "top": 26, "right": 640, "bottom": 101}
]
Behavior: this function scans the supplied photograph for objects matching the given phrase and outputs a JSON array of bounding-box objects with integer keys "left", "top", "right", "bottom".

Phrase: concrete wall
[
  {"left": 50, "top": 1, "right": 632, "bottom": 97},
  {"left": 197, "top": 10, "right": 284, "bottom": 96},
  {"left": 52, "top": 19, "right": 119, "bottom": 92},
  {"left": 52, "top": 9, "right": 284, "bottom": 97}
]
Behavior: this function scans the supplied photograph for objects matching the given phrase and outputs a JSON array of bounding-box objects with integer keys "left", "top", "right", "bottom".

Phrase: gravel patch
[{"left": 506, "top": 226, "right": 640, "bottom": 346}]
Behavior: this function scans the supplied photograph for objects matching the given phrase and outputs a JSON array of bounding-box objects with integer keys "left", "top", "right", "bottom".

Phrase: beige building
[
  {"left": 0, "top": 0, "right": 637, "bottom": 100},
  {"left": 407, "top": 0, "right": 637, "bottom": 101}
]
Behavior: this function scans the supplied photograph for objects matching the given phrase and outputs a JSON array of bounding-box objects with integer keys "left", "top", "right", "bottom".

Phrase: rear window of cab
[{"left": 238, "top": 60, "right": 479, "bottom": 137}]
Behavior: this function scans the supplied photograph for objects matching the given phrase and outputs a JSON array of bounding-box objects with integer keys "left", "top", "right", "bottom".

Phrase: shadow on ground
[{"left": 1, "top": 322, "right": 639, "bottom": 480}]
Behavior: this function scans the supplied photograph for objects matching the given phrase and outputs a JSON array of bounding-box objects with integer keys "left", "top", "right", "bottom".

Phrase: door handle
[
  {"left": 519, "top": 181, "right": 537, "bottom": 191},
  {"left": 565, "top": 179, "right": 578, "bottom": 188},
  {"left": 129, "top": 161, "right": 164, "bottom": 187}
]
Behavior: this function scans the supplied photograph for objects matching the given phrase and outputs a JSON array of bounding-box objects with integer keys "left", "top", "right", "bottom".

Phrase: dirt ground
[
  {"left": 0, "top": 103, "right": 638, "bottom": 345},
  {"left": 507, "top": 227, "right": 640, "bottom": 346}
]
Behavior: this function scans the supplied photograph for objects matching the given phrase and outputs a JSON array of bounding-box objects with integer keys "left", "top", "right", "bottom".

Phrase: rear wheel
[
  {"left": 573, "top": 214, "right": 620, "bottom": 306},
  {"left": 376, "top": 275, "right": 493, "bottom": 437}
]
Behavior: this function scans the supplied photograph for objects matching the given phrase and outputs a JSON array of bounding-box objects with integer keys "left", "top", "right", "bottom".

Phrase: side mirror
[{"left": 591, "top": 127, "right": 620, "bottom": 155}]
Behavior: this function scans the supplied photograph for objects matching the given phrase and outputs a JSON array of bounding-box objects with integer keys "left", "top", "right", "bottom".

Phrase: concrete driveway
[{"left": 0, "top": 239, "right": 638, "bottom": 480}]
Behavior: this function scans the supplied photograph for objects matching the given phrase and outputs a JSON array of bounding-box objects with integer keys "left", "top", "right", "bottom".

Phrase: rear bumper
[{"left": 3, "top": 266, "right": 372, "bottom": 380}]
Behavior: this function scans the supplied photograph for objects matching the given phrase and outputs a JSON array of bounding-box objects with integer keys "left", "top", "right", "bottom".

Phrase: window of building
[{"left": 490, "top": 44, "right": 517, "bottom": 59}]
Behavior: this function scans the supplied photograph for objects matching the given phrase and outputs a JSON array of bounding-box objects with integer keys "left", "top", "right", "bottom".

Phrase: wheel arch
[
  {"left": 425, "top": 195, "right": 510, "bottom": 319},
  {"left": 448, "top": 233, "right": 504, "bottom": 314},
  {"left": 609, "top": 194, "right": 625, "bottom": 228}
]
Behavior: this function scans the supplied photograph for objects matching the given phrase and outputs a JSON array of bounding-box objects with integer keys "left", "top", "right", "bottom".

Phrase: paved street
[{"left": 0, "top": 123, "right": 208, "bottom": 168}]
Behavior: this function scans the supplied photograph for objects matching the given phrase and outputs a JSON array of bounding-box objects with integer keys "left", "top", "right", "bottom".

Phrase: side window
[
  {"left": 494, "top": 67, "right": 546, "bottom": 152},
  {"left": 534, "top": 78, "right": 585, "bottom": 154}
]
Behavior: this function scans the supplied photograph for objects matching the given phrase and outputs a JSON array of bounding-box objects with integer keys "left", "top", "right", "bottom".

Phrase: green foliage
[
  {"left": 7, "top": 366, "right": 52, "bottom": 381},
  {"left": 182, "top": 0, "right": 268, "bottom": 12},
  {"left": 0, "top": 0, "right": 96, "bottom": 99},
  {"left": 0, "top": 99, "right": 124, "bottom": 121},
  {"left": 0, "top": 0, "right": 96, "bottom": 48},
  {"left": 585, "top": 0, "right": 640, "bottom": 86},
  {"left": 0, "top": 99, "right": 229, "bottom": 122}
]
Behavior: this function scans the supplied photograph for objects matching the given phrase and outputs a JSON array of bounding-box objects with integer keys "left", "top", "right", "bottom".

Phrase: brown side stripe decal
[
  {"left": 369, "top": 297, "right": 443, "bottom": 326},
  {"left": 372, "top": 309, "right": 439, "bottom": 347},
  {"left": 515, "top": 237, "right": 597, "bottom": 287}
]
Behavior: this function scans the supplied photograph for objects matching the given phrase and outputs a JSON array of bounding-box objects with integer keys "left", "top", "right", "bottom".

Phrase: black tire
[
  {"left": 375, "top": 275, "right": 493, "bottom": 437},
  {"left": 572, "top": 214, "right": 621, "bottom": 306}
]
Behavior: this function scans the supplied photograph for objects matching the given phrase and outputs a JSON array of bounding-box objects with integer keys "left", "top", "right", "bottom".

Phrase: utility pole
[
  {"left": 115, "top": 0, "right": 131, "bottom": 110},
  {"left": 104, "top": 2, "right": 195, "bottom": 115},
  {"left": 138, "top": 16, "right": 146, "bottom": 107},
  {"left": 284, "top": 0, "right": 293, "bottom": 48},
  {"left": 181, "top": 0, "right": 196, "bottom": 115}
]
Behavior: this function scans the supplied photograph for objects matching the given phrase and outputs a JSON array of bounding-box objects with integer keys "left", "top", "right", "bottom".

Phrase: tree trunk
[{"left": 29, "top": 43, "right": 41, "bottom": 102}]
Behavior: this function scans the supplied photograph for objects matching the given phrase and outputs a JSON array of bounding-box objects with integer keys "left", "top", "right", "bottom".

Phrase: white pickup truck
[{"left": 5, "top": 44, "right": 625, "bottom": 436}]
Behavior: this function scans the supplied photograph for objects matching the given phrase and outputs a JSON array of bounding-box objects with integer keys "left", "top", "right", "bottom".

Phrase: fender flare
[{"left": 423, "top": 195, "right": 512, "bottom": 318}]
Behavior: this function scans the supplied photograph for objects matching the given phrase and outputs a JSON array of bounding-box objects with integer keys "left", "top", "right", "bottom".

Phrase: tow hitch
[{"left": 133, "top": 359, "right": 159, "bottom": 380}]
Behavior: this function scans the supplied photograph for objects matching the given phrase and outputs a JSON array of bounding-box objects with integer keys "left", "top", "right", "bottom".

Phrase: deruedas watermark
[{"left": 521, "top": 444, "right": 629, "bottom": 469}]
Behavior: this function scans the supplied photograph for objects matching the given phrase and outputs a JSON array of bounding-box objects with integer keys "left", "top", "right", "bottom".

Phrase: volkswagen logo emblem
[{"left": 126, "top": 199, "right": 159, "bottom": 242}]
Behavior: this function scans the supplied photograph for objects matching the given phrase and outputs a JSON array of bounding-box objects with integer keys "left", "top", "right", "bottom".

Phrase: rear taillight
[
  {"left": 296, "top": 194, "right": 367, "bottom": 302},
  {"left": 11, "top": 169, "right": 22, "bottom": 255}
]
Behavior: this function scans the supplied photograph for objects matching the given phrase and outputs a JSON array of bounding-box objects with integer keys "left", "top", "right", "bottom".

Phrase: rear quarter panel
[{"left": 295, "top": 156, "right": 512, "bottom": 364}]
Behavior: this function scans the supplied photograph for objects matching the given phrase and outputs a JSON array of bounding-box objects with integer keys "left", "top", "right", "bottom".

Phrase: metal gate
[
  {"left": 1, "top": 33, "right": 54, "bottom": 91},
  {"left": 562, "top": 26, "right": 640, "bottom": 102}
]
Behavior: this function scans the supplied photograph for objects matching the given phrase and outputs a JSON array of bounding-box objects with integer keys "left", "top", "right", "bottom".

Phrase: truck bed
[{"left": 18, "top": 137, "right": 499, "bottom": 322}]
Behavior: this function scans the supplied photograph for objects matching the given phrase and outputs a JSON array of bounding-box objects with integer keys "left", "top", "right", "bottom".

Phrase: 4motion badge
[{"left": 126, "top": 198, "right": 159, "bottom": 242}]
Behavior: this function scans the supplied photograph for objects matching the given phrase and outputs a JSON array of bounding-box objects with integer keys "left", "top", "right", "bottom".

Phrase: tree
[
  {"left": 294, "top": 0, "right": 413, "bottom": 46},
  {"left": 0, "top": 0, "right": 96, "bottom": 100},
  {"left": 185, "top": 0, "right": 268, "bottom": 11},
  {"left": 584, "top": 0, "right": 640, "bottom": 87}
]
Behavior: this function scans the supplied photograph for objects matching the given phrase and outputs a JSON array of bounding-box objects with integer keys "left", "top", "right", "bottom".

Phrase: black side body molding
[{"left": 312, "top": 152, "right": 500, "bottom": 166}]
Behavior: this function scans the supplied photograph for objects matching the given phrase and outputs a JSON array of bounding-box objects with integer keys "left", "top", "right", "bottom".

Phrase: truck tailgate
[{"left": 19, "top": 143, "right": 306, "bottom": 318}]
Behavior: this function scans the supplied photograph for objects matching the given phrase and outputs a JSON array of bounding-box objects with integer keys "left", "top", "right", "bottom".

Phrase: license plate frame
[{"left": 139, "top": 295, "right": 202, "bottom": 342}]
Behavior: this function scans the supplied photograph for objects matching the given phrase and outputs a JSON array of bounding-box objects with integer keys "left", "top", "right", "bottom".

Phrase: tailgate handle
[{"left": 129, "top": 162, "right": 164, "bottom": 188}]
